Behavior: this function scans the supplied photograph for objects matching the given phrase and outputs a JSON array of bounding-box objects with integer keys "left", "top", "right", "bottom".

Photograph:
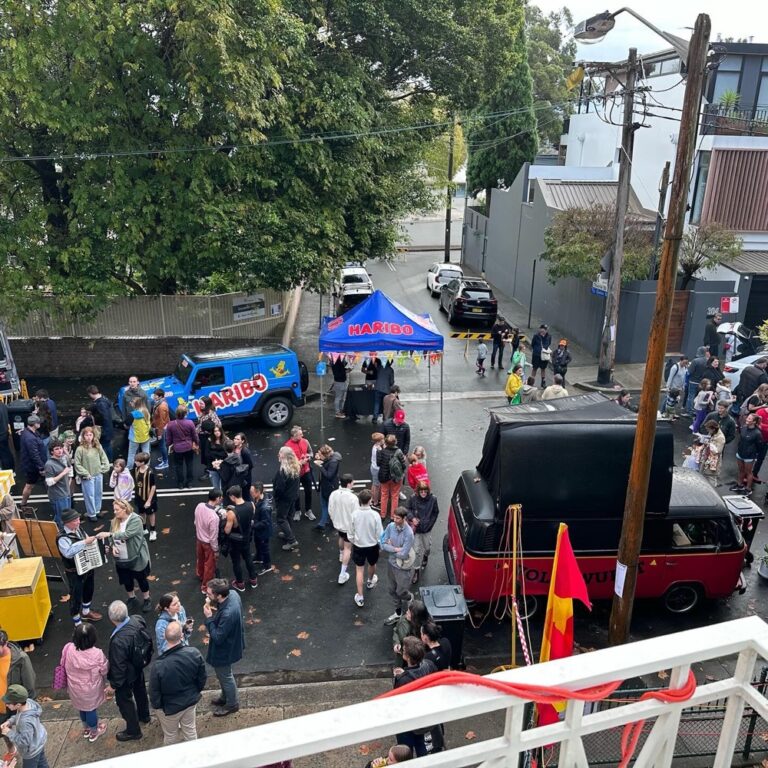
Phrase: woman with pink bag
[{"left": 59, "top": 623, "right": 109, "bottom": 742}]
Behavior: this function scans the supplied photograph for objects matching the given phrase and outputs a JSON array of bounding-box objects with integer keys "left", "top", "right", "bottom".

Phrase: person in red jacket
[
  {"left": 406, "top": 446, "right": 429, "bottom": 491},
  {"left": 283, "top": 425, "right": 316, "bottom": 522}
]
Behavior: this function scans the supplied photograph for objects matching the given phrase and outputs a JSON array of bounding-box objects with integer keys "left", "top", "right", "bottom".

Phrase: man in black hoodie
[
  {"left": 383, "top": 410, "right": 411, "bottom": 456},
  {"left": 393, "top": 636, "right": 437, "bottom": 757}
]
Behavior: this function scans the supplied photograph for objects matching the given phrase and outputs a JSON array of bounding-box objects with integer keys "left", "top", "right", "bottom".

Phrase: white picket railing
[{"left": 79, "top": 616, "right": 768, "bottom": 768}]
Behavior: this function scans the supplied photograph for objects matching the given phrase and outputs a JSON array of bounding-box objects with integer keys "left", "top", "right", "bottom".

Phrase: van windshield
[{"left": 173, "top": 357, "right": 193, "bottom": 386}]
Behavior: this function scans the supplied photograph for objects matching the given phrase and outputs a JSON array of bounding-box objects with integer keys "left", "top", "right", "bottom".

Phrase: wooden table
[{"left": 0, "top": 556, "right": 51, "bottom": 642}]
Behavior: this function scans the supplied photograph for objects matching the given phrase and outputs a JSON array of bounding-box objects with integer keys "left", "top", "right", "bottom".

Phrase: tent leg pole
[
  {"left": 428, "top": 355, "right": 432, "bottom": 393},
  {"left": 440, "top": 355, "right": 444, "bottom": 427}
]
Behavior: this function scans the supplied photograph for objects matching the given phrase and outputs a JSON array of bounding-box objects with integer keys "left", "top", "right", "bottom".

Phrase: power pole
[
  {"left": 597, "top": 48, "right": 638, "bottom": 386},
  {"left": 609, "top": 14, "right": 711, "bottom": 646},
  {"left": 648, "top": 161, "right": 671, "bottom": 280},
  {"left": 444, "top": 117, "right": 456, "bottom": 263}
]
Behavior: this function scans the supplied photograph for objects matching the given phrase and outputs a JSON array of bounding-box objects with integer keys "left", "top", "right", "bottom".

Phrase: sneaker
[
  {"left": 149, "top": 530, "right": 157, "bottom": 541},
  {"left": 230, "top": 580, "right": 245, "bottom": 592},
  {"left": 741, "top": 488, "right": 753, "bottom": 497},
  {"left": 338, "top": 571, "right": 350, "bottom": 585},
  {"left": 143, "top": 528, "right": 149, "bottom": 536},
  {"left": 384, "top": 612, "right": 401, "bottom": 626},
  {"left": 282, "top": 541, "right": 299, "bottom": 551},
  {"left": 155, "top": 461, "right": 169, "bottom": 470},
  {"left": 88, "top": 722, "right": 108, "bottom": 743},
  {"left": 257, "top": 566, "right": 274, "bottom": 576},
  {"left": 354, "top": 593, "right": 365, "bottom": 607},
  {"left": 115, "top": 731, "right": 142, "bottom": 742},
  {"left": 730, "top": 485, "right": 745, "bottom": 492},
  {"left": 142, "top": 598, "right": 152, "bottom": 613},
  {"left": 82, "top": 610, "right": 103, "bottom": 622},
  {"left": 249, "top": 578, "right": 258, "bottom": 589},
  {"left": 213, "top": 704, "right": 240, "bottom": 717},
  {"left": 292, "top": 511, "right": 301, "bottom": 522},
  {"left": 82, "top": 727, "right": 91, "bottom": 739},
  {"left": 366, "top": 574, "right": 378, "bottom": 590},
  {"left": 370, "top": 503, "right": 380, "bottom": 512},
  {"left": 304, "top": 510, "right": 316, "bottom": 521}
]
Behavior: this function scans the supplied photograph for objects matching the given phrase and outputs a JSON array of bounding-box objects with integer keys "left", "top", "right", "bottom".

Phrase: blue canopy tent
[{"left": 319, "top": 290, "right": 445, "bottom": 423}]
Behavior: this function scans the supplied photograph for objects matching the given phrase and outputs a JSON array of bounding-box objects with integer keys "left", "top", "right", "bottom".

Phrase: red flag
[{"left": 537, "top": 523, "right": 591, "bottom": 726}]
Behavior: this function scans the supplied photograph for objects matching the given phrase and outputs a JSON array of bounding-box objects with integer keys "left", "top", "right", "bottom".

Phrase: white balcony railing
[{"left": 80, "top": 616, "right": 768, "bottom": 768}]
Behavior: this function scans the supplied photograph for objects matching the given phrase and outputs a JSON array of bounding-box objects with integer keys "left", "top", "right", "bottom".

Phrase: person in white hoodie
[
  {"left": 328, "top": 474, "right": 359, "bottom": 585},
  {"left": 348, "top": 489, "right": 383, "bottom": 608}
]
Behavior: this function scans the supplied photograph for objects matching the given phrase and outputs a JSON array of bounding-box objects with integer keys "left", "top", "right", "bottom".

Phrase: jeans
[
  {"left": 686, "top": 382, "right": 699, "bottom": 414},
  {"left": 254, "top": 536, "right": 272, "bottom": 568},
  {"left": 173, "top": 450, "right": 194, "bottom": 486},
  {"left": 196, "top": 540, "right": 217, "bottom": 586},
  {"left": 332, "top": 381, "right": 348, "bottom": 413},
  {"left": 21, "top": 751, "right": 50, "bottom": 768},
  {"left": 79, "top": 709, "right": 99, "bottom": 729},
  {"left": 491, "top": 338, "right": 505, "bottom": 368},
  {"left": 156, "top": 434, "right": 169, "bottom": 464},
  {"left": 373, "top": 390, "right": 385, "bottom": 419},
  {"left": 81, "top": 475, "right": 104, "bottom": 519},
  {"left": 115, "top": 674, "right": 150, "bottom": 735},
  {"left": 209, "top": 470, "right": 222, "bottom": 491},
  {"left": 127, "top": 439, "right": 151, "bottom": 470},
  {"left": 100, "top": 435, "right": 113, "bottom": 462},
  {"left": 317, "top": 495, "right": 330, "bottom": 528},
  {"left": 50, "top": 496, "right": 70, "bottom": 527},
  {"left": 229, "top": 538, "right": 257, "bottom": 584},
  {"left": 214, "top": 664, "right": 238, "bottom": 707},
  {"left": 42, "top": 436, "right": 51, "bottom": 460},
  {"left": 157, "top": 703, "right": 198, "bottom": 745}
]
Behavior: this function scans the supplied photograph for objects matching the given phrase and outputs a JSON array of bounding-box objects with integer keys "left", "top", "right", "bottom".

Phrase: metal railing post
[
  {"left": 742, "top": 665, "right": 768, "bottom": 759},
  {"left": 714, "top": 648, "right": 758, "bottom": 767}
]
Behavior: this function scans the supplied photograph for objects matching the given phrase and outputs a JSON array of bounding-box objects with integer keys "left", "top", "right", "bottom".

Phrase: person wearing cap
[
  {"left": 19, "top": 415, "right": 46, "bottom": 507},
  {"left": 0, "top": 685, "right": 48, "bottom": 768},
  {"left": 44, "top": 440, "right": 73, "bottom": 527},
  {"left": 56, "top": 508, "right": 106, "bottom": 626},
  {"left": 552, "top": 339, "right": 572, "bottom": 385},
  {"left": 0, "top": 630, "right": 36, "bottom": 764},
  {"left": 530, "top": 324, "right": 552, "bottom": 388},
  {"left": 383, "top": 410, "right": 411, "bottom": 457}
]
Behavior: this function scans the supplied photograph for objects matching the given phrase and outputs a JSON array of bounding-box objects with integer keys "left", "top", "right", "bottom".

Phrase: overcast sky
[{"left": 532, "top": 0, "right": 768, "bottom": 61}]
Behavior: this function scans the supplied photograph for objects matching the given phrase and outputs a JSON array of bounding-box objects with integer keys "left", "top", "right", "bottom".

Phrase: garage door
[{"left": 744, "top": 276, "right": 768, "bottom": 330}]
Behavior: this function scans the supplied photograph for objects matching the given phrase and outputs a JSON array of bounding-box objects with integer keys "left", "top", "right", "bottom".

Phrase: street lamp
[{"left": 574, "top": 8, "right": 690, "bottom": 62}]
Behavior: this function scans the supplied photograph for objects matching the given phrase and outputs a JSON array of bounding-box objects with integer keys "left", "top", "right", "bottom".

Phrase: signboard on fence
[
  {"left": 233, "top": 294, "right": 266, "bottom": 322},
  {"left": 720, "top": 296, "right": 739, "bottom": 314}
]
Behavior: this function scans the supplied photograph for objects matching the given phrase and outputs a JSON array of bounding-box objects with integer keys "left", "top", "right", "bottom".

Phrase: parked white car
[
  {"left": 723, "top": 353, "right": 766, "bottom": 395},
  {"left": 426, "top": 262, "right": 464, "bottom": 296}
]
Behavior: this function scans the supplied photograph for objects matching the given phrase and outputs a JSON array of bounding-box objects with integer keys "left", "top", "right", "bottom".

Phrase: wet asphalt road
[{"left": 14, "top": 251, "right": 768, "bottom": 686}]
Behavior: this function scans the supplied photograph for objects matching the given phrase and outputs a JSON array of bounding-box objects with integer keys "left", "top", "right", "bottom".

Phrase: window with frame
[
  {"left": 191, "top": 366, "right": 226, "bottom": 390},
  {"left": 711, "top": 55, "right": 743, "bottom": 105},
  {"left": 690, "top": 151, "right": 711, "bottom": 225}
]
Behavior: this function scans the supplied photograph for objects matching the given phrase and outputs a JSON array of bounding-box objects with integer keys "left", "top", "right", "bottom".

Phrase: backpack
[
  {"left": 389, "top": 450, "right": 406, "bottom": 482},
  {"left": 132, "top": 619, "right": 154, "bottom": 669},
  {"left": 663, "top": 358, "right": 676, "bottom": 382}
]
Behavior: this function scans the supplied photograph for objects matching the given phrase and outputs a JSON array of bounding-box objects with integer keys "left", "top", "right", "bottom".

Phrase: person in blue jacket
[
  {"left": 203, "top": 578, "right": 244, "bottom": 718},
  {"left": 19, "top": 415, "right": 46, "bottom": 507}
]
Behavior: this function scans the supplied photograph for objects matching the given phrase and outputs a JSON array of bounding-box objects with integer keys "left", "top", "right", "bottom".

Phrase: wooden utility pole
[
  {"left": 597, "top": 48, "right": 638, "bottom": 386},
  {"left": 648, "top": 161, "right": 671, "bottom": 280},
  {"left": 444, "top": 117, "right": 455, "bottom": 263},
  {"left": 609, "top": 14, "right": 711, "bottom": 646}
]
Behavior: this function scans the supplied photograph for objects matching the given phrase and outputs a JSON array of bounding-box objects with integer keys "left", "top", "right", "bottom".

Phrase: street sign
[
  {"left": 315, "top": 361, "right": 327, "bottom": 376},
  {"left": 592, "top": 275, "right": 608, "bottom": 298},
  {"left": 720, "top": 296, "right": 739, "bottom": 314}
]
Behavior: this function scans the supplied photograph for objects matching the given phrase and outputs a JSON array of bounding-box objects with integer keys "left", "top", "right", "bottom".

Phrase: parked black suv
[{"left": 439, "top": 278, "right": 498, "bottom": 326}]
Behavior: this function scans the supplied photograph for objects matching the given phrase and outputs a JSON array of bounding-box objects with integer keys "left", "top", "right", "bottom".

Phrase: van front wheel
[
  {"left": 261, "top": 397, "right": 294, "bottom": 428},
  {"left": 663, "top": 583, "right": 702, "bottom": 614}
]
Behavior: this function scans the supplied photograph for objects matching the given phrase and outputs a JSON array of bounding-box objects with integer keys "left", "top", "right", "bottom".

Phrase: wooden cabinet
[{"left": 0, "top": 557, "right": 51, "bottom": 642}]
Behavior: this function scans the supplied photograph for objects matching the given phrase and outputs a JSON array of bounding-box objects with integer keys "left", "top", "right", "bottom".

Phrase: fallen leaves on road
[
  {"left": 292, "top": 564, "right": 301, "bottom": 570},
  {"left": 197, "top": 625, "right": 207, "bottom": 633},
  {"left": 310, "top": 565, "right": 319, "bottom": 572},
  {"left": 289, "top": 649, "right": 301, "bottom": 657},
  {"left": 171, "top": 579, "right": 181, "bottom": 585},
  {"left": 39, "top": 696, "right": 52, "bottom": 703},
  {"left": 59, "top": 595, "right": 70, "bottom": 602},
  {"left": 465, "top": 731, "right": 477, "bottom": 740},
  {"left": 52, "top": 703, "right": 62, "bottom": 709},
  {"left": 354, "top": 619, "right": 365, "bottom": 626},
  {"left": 281, "top": 575, "right": 294, "bottom": 582},
  {"left": 358, "top": 745, "right": 370, "bottom": 755},
  {"left": 147, "top": 575, "right": 158, "bottom": 581},
  {"left": 23, "top": 644, "right": 35, "bottom": 653},
  {"left": 657, "top": 670, "right": 669, "bottom": 680},
  {"left": 161, "top": 528, "right": 171, "bottom": 534},
  {"left": 297, "top": 631, "right": 310, "bottom": 640},
  {"left": 759, "top": 732, "right": 768, "bottom": 744}
]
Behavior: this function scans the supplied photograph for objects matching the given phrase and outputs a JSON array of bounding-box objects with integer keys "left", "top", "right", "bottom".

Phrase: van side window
[
  {"left": 192, "top": 366, "right": 226, "bottom": 390},
  {"left": 672, "top": 521, "right": 718, "bottom": 548}
]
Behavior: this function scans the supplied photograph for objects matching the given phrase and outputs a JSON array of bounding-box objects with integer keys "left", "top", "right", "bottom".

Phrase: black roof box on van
[{"left": 476, "top": 393, "right": 674, "bottom": 517}]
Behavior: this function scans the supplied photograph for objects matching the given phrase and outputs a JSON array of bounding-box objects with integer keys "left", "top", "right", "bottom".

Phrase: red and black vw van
[{"left": 444, "top": 394, "right": 755, "bottom": 614}]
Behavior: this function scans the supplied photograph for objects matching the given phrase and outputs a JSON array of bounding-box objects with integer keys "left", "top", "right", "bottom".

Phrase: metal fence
[{"left": 7, "top": 289, "right": 293, "bottom": 339}]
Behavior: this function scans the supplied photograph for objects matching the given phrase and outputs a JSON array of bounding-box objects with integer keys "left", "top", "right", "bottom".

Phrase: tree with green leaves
[
  {"left": 0, "top": 0, "right": 524, "bottom": 317},
  {"left": 465, "top": 30, "right": 538, "bottom": 213},
  {"left": 677, "top": 223, "right": 742, "bottom": 288},
  {"left": 525, "top": 4, "right": 577, "bottom": 147},
  {"left": 541, "top": 205, "right": 654, "bottom": 284}
]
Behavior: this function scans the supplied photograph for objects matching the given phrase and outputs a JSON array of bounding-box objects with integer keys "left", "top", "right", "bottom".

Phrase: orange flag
[{"left": 537, "top": 523, "right": 592, "bottom": 726}]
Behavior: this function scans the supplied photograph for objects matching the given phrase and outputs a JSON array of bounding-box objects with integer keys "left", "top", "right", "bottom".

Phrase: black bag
[
  {"left": 663, "top": 358, "right": 676, "bottom": 382},
  {"left": 132, "top": 619, "right": 154, "bottom": 669},
  {"left": 217, "top": 511, "right": 230, "bottom": 556}
]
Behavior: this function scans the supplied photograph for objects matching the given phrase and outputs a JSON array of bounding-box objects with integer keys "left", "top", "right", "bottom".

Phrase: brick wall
[{"left": 9, "top": 336, "right": 283, "bottom": 378}]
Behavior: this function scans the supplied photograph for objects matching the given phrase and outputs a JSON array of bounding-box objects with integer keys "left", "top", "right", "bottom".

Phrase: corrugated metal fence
[{"left": 8, "top": 289, "right": 293, "bottom": 338}]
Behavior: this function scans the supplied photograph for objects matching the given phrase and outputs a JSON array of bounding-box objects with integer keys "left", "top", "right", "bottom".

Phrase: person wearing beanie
[
  {"left": 0, "top": 685, "right": 48, "bottom": 768},
  {"left": 56, "top": 508, "right": 107, "bottom": 626}
]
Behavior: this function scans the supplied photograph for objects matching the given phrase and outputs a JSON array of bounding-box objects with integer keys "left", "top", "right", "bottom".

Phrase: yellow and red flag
[{"left": 538, "top": 523, "right": 592, "bottom": 726}]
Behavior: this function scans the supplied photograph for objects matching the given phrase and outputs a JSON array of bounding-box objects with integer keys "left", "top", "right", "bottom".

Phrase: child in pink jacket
[{"left": 61, "top": 624, "right": 109, "bottom": 742}]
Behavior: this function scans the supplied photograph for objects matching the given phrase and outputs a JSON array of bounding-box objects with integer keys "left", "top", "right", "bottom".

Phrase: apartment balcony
[
  {"left": 79, "top": 616, "right": 768, "bottom": 768},
  {"left": 701, "top": 104, "right": 768, "bottom": 137}
]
